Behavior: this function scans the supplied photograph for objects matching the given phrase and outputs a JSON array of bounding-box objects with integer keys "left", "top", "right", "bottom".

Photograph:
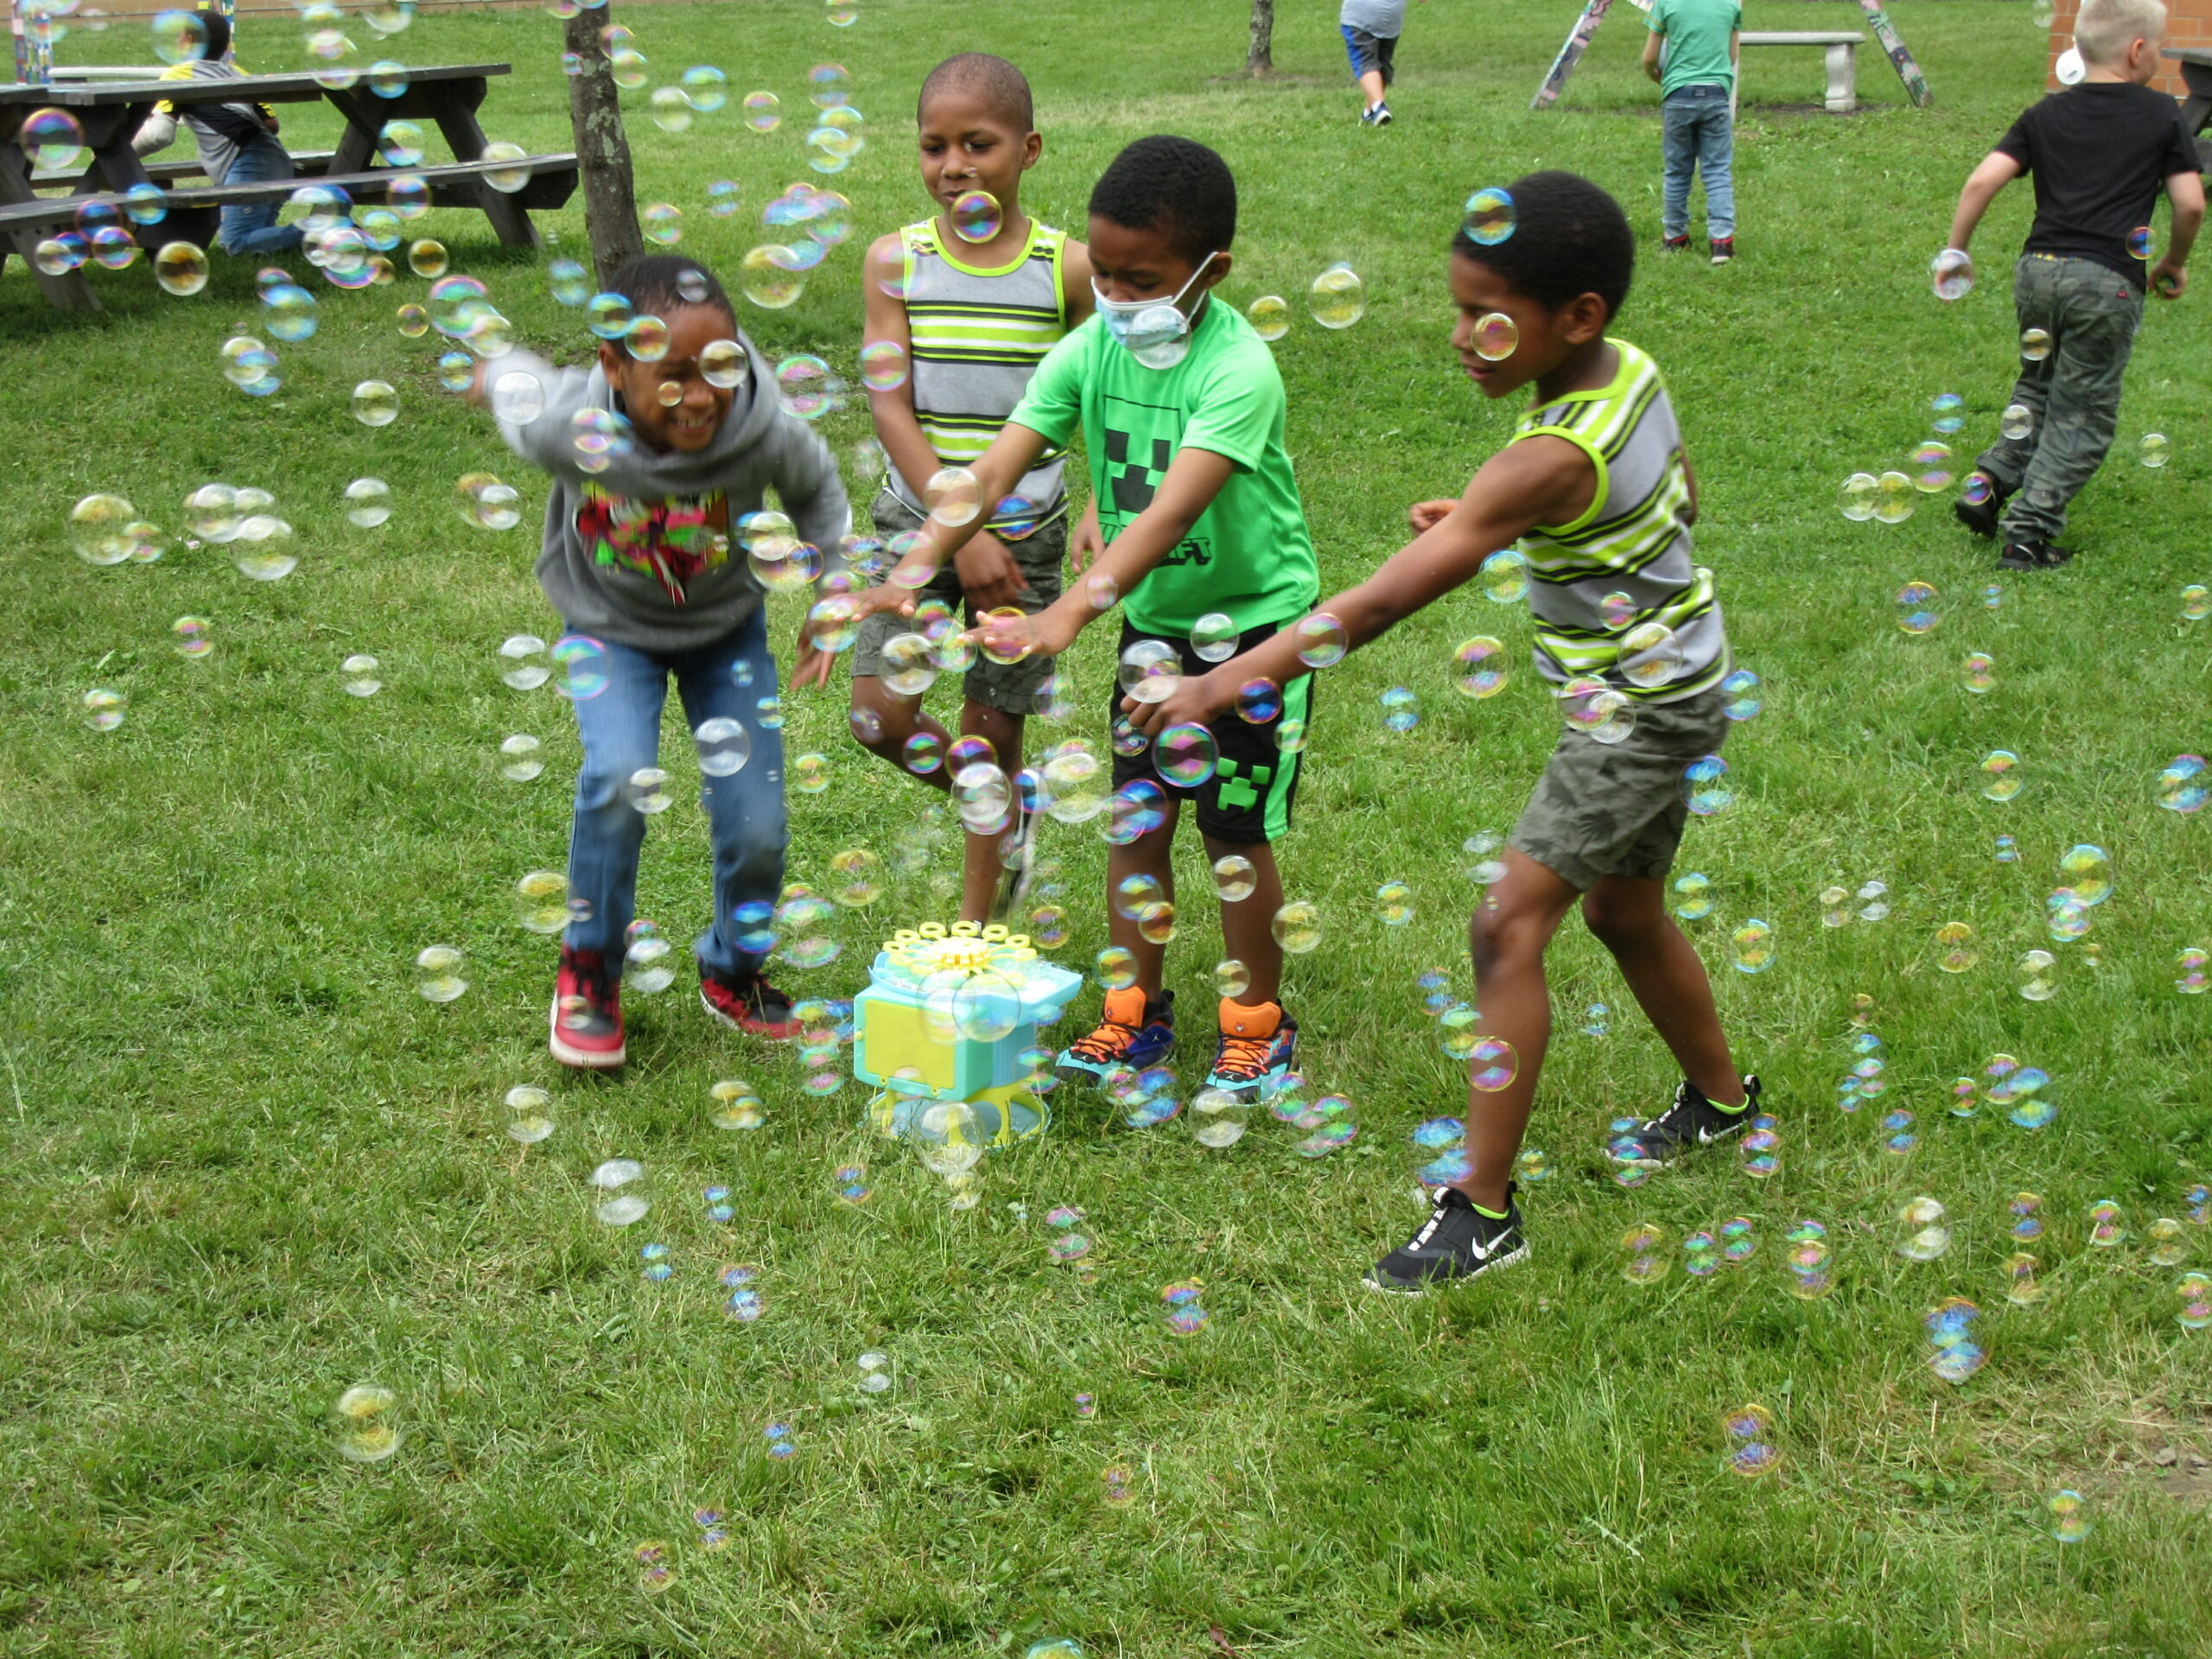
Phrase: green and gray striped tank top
[
  {"left": 1510, "top": 339, "right": 1728, "bottom": 703},
  {"left": 886, "top": 216, "right": 1071, "bottom": 537}
]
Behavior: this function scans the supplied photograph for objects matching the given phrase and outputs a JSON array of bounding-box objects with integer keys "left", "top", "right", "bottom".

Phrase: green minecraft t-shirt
[{"left": 1008, "top": 300, "right": 1320, "bottom": 636}]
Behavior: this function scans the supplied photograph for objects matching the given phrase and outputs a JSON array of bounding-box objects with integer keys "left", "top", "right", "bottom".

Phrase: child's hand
[
  {"left": 847, "top": 583, "right": 920, "bottom": 623},
  {"left": 790, "top": 621, "right": 836, "bottom": 690},
  {"left": 1071, "top": 500, "right": 1105, "bottom": 574},
  {"left": 1124, "top": 670, "right": 1231, "bottom": 736},
  {"left": 1408, "top": 498, "right": 1459, "bottom": 533},
  {"left": 954, "top": 531, "right": 1032, "bottom": 612},
  {"left": 2152, "top": 260, "right": 2188, "bottom": 299},
  {"left": 978, "top": 605, "right": 1071, "bottom": 664}
]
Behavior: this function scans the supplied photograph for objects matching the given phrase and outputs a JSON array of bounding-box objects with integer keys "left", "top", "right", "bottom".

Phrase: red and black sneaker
[
  {"left": 550, "top": 945, "right": 625, "bottom": 1070},
  {"left": 699, "top": 957, "right": 803, "bottom": 1041}
]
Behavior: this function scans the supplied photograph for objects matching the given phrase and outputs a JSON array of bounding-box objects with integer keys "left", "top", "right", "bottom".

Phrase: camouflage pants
[{"left": 1975, "top": 254, "right": 2142, "bottom": 544}]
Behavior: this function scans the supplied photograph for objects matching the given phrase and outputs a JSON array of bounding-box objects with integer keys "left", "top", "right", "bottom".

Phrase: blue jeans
[
  {"left": 218, "top": 136, "right": 304, "bottom": 257},
  {"left": 564, "top": 610, "right": 788, "bottom": 979},
  {"left": 1661, "top": 83, "right": 1734, "bottom": 241}
]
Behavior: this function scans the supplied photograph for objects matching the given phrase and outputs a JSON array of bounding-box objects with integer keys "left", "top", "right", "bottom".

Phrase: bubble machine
[{"left": 854, "top": 922, "right": 1082, "bottom": 1147}]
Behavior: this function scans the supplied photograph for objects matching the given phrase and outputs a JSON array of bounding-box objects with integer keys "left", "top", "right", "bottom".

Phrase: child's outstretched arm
[
  {"left": 851, "top": 419, "right": 1052, "bottom": 615},
  {"left": 1642, "top": 25, "right": 1663, "bottom": 84},
  {"left": 1945, "top": 151, "right": 2024, "bottom": 255},
  {"left": 2152, "top": 168, "right": 2205, "bottom": 299},
  {"left": 979, "top": 446, "right": 1236, "bottom": 661},
  {"left": 1127, "top": 435, "right": 1595, "bottom": 734}
]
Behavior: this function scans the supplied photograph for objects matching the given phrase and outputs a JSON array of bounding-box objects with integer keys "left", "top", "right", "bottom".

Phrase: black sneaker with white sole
[
  {"left": 1364, "top": 1183, "right": 1528, "bottom": 1293},
  {"left": 1621, "top": 1074, "right": 1763, "bottom": 1167}
]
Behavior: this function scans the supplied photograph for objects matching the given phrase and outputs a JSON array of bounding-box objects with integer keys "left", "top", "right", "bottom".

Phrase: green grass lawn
[{"left": 5, "top": 0, "right": 2212, "bottom": 1652}]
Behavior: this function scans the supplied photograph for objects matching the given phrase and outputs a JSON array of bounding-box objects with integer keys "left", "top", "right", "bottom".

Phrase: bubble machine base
[{"left": 853, "top": 922, "right": 1083, "bottom": 1149}]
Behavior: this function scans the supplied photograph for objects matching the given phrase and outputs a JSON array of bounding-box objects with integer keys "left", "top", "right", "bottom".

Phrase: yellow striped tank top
[{"left": 887, "top": 216, "right": 1071, "bottom": 536}]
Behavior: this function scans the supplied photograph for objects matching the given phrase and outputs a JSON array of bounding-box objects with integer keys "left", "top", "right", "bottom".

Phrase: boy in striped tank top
[
  {"left": 1129, "top": 173, "right": 1764, "bottom": 1291},
  {"left": 850, "top": 54, "right": 1094, "bottom": 922}
]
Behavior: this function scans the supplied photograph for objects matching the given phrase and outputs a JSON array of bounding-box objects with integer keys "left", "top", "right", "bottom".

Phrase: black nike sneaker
[
  {"left": 1363, "top": 1183, "right": 1528, "bottom": 1294},
  {"left": 1621, "top": 1074, "right": 1764, "bottom": 1167}
]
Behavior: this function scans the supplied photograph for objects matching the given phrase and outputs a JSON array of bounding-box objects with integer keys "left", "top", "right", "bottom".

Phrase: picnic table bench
[
  {"left": 1738, "top": 30, "right": 1866, "bottom": 115},
  {"left": 0, "top": 61, "right": 575, "bottom": 311},
  {"left": 2162, "top": 47, "right": 2212, "bottom": 172}
]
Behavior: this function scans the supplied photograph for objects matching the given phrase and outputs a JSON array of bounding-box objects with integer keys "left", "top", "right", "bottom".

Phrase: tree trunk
[
  {"left": 1246, "top": 0, "right": 1274, "bottom": 76},
  {"left": 562, "top": 6, "right": 643, "bottom": 287}
]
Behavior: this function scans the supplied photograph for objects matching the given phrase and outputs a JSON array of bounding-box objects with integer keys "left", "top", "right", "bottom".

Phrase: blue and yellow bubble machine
[{"left": 854, "top": 921, "right": 1083, "bottom": 1148}]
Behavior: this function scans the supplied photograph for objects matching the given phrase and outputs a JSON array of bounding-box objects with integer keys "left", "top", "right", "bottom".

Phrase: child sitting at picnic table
[{"left": 130, "top": 6, "right": 303, "bottom": 257}]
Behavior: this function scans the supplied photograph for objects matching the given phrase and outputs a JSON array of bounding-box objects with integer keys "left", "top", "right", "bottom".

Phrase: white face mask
[{"left": 1092, "top": 251, "right": 1221, "bottom": 370}]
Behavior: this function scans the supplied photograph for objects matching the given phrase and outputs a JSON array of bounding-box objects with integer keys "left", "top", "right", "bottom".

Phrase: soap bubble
[
  {"left": 2158, "top": 754, "right": 2208, "bottom": 812},
  {"left": 2001, "top": 404, "right": 2033, "bottom": 442},
  {"left": 1621, "top": 1224, "right": 1669, "bottom": 1285},
  {"left": 1213, "top": 958, "right": 1250, "bottom": 997},
  {"left": 1873, "top": 473, "right": 1915, "bottom": 524},
  {"left": 154, "top": 240, "right": 209, "bottom": 296},
  {"left": 1929, "top": 391, "right": 1964, "bottom": 434},
  {"left": 1930, "top": 247, "right": 1974, "bottom": 302},
  {"left": 1452, "top": 637, "right": 1509, "bottom": 698},
  {"left": 1730, "top": 920, "right": 1773, "bottom": 974},
  {"left": 1838, "top": 473, "right": 1878, "bottom": 521},
  {"left": 1462, "top": 186, "right": 1515, "bottom": 245},
  {"left": 1294, "top": 613, "right": 1349, "bottom": 668},
  {"left": 332, "top": 1383, "right": 401, "bottom": 1463},
  {"left": 950, "top": 189, "right": 1001, "bottom": 243},
  {"left": 1471, "top": 311, "right": 1518, "bottom": 361},
  {"left": 415, "top": 944, "right": 467, "bottom": 1002},
  {"left": 1897, "top": 582, "right": 1938, "bottom": 633},
  {"left": 1478, "top": 549, "right": 1528, "bottom": 604},
  {"left": 2141, "top": 432, "right": 2171, "bottom": 469},
  {"left": 1154, "top": 722, "right": 1217, "bottom": 788},
  {"left": 1468, "top": 1038, "right": 1516, "bottom": 1093},
  {"left": 1307, "top": 263, "right": 1364, "bottom": 328},
  {"left": 591, "top": 1159, "right": 648, "bottom": 1225},
  {"left": 1897, "top": 1196, "right": 1949, "bottom": 1262},
  {"left": 341, "top": 653, "right": 383, "bottom": 696},
  {"left": 1379, "top": 687, "right": 1419, "bottom": 732},
  {"left": 1247, "top": 295, "right": 1289, "bottom": 340},
  {"left": 1212, "top": 855, "right": 1257, "bottom": 902},
  {"left": 1980, "top": 750, "right": 2021, "bottom": 802},
  {"left": 1118, "top": 638, "right": 1182, "bottom": 703},
  {"left": 741, "top": 245, "right": 804, "bottom": 309},
  {"left": 1189, "top": 612, "right": 1238, "bottom": 663},
  {"left": 1672, "top": 872, "right": 1712, "bottom": 920},
  {"left": 1681, "top": 754, "right": 1731, "bottom": 817},
  {"left": 351, "top": 379, "right": 399, "bottom": 427},
  {"left": 2047, "top": 1490, "right": 2092, "bottom": 1544},
  {"left": 2019, "top": 327, "right": 2052, "bottom": 362},
  {"left": 1271, "top": 900, "right": 1321, "bottom": 954},
  {"left": 695, "top": 716, "right": 751, "bottom": 777}
]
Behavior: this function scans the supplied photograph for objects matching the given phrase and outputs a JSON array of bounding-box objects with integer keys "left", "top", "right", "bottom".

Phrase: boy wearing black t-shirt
[{"left": 1939, "top": 0, "right": 2203, "bottom": 570}]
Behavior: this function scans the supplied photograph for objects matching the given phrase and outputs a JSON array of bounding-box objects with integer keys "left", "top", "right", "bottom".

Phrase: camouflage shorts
[
  {"left": 1510, "top": 685, "right": 1731, "bottom": 891},
  {"left": 850, "top": 488, "right": 1067, "bottom": 716}
]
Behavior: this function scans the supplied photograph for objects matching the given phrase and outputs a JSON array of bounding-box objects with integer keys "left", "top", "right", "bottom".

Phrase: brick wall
[{"left": 2047, "top": 0, "right": 2212, "bottom": 95}]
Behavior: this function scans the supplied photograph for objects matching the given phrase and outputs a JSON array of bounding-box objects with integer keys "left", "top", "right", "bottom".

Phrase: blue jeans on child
[
  {"left": 218, "top": 136, "right": 305, "bottom": 257},
  {"left": 1661, "top": 82, "right": 1735, "bottom": 241},
  {"left": 564, "top": 610, "right": 788, "bottom": 980}
]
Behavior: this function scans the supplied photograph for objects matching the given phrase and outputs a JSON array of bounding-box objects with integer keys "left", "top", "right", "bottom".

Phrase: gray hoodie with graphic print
[{"left": 493, "top": 334, "right": 850, "bottom": 655}]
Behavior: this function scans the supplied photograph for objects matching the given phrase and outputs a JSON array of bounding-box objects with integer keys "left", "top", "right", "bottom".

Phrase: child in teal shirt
[{"left": 1643, "top": 0, "right": 1741, "bottom": 262}]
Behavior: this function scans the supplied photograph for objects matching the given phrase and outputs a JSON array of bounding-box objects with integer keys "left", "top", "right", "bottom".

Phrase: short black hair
[
  {"left": 196, "top": 6, "right": 232, "bottom": 60},
  {"left": 1088, "top": 135, "right": 1236, "bottom": 264},
  {"left": 606, "top": 253, "right": 736, "bottom": 326},
  {"left": 1452, "top": 170, "right": 1634, "bottom": 323},
  {"left": 918, "top": 53, "right": 1034, "bottom": 132}
]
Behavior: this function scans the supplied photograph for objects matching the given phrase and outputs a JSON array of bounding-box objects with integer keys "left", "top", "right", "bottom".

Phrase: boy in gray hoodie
[{"left": 480, "top": 254, "right": 850, "bottom": 1069}]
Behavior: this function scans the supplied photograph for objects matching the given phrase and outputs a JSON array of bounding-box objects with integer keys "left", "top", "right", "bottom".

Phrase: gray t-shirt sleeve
[{"left": 1340, "top": 0, "right": 1408, "bottom": 37}]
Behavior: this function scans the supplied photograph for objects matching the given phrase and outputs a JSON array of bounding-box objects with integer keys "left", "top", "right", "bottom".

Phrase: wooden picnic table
[
  {"left": 2163, "top": 47, "right": 2212, "bottom": 170},
  {"left": 0, "top": 61, "right": 555, "bottom": 310}
]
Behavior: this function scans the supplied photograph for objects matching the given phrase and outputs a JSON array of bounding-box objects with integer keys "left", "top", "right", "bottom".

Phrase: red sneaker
[
  {"left": 699, "top": 959, "right": 803, "bottom": 1041},
  {"left": 550, "top": 945, "right": 625, "bottom": 1070}
]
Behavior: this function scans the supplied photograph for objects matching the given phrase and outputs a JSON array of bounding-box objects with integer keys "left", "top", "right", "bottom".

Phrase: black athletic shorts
[{"left": 1106, "top": 620, "right": 1313, "bottom": 845}]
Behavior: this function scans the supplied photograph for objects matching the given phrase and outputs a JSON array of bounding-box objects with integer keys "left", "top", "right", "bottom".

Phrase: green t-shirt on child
[
  {"left": 1649, "top": 0, "right": 1739, "bottom": 98},
  {"left": 1007, "top": 300, "right": 1320, "bottom": 637}
]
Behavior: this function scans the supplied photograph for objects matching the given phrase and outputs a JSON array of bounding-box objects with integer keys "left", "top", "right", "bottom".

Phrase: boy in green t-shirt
[
  {"left": 862, "top": 134, "right": 1321, "bottom": 1104},
  {"left": 1643, "top": 0, "right": 1740, "bottom": 263}
]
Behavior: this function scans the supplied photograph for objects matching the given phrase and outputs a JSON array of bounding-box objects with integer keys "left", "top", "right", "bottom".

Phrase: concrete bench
[{"left": 1738, "top": 30, "right": 1865, "bottom": 114}]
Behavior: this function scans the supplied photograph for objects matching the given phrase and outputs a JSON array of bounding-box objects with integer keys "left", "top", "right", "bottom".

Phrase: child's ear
[
  {"left": 596, "top": 340, "right": 625, "bottom": 381},
  {"left": 1562, "top": 293, "right": 1609, "bottom": 346},
  {"left": 1021, "top": 129, "right": 1043, "bottom": 170},
  {"left": 1197, "top": 251, "right": 1234, "bottom": 291}
]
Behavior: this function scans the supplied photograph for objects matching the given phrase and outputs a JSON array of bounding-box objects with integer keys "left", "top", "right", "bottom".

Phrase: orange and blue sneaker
[
  {"left": 550, "top": 944, "right": 625, "bottom": 1070},
  {"left": 1205, "top": 998, "right": 1297, "bottom": 1100},
  {"left": 1055, "top": 986, "right": 1174, "bottom": 1089}
]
